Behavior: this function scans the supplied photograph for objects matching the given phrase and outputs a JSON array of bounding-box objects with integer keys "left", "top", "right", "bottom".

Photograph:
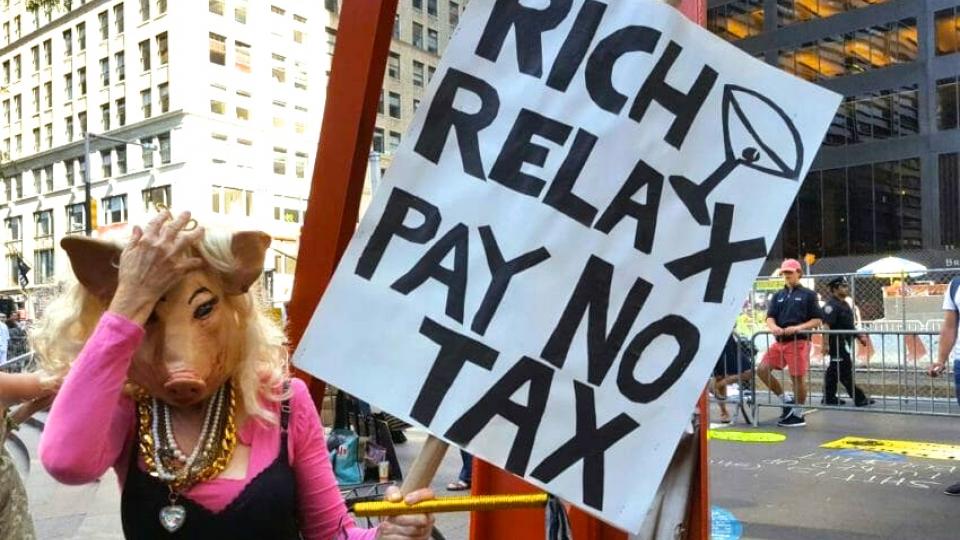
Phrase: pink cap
[{"left": 779, "top": 259, "right": 802, "bottom": 273}]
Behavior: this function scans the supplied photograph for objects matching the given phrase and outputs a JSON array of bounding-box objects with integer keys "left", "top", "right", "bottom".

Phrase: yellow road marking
[
  {"left": 708, "top": 430, "right": 786, "bottom": 443},
  {"left": 821, "top": 436, "right": 960, "bottom": 461}
]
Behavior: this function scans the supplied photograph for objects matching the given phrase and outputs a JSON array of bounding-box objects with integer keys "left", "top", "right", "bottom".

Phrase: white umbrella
[{"left": 856, "top": 256, "right": 927, "bottom": 278}]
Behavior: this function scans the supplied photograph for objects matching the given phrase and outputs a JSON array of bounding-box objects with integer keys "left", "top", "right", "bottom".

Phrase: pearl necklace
[{"left": 151, "top": 384, "right": 225, "bottom": 483}]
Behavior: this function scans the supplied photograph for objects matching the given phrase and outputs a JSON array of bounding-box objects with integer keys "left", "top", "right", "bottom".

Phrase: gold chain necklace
[{"left": 136, "top": 384, "right": 239, "bottom": 532}]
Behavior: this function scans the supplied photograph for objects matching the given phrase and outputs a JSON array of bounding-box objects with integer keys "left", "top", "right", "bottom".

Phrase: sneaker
[
  {"left": 945, "top": 482, "right": 960, "bottom": 496},
  {"left": 780, "top": 397, "right": 795, "bottom": 420},
  {"left": 777, "top": 411, "right": 806, "bottom": 428}
]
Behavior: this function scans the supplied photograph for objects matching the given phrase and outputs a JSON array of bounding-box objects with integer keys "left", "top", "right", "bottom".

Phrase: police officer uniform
[{"left": 822, "top": 277, "right": 870, "bottom": 406}]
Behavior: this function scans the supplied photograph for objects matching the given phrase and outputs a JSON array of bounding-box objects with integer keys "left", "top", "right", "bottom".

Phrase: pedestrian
[
  {"left": 1, "top": 371, "right": 55, "bottom": 540},
  {"left": 929, "top": 276, "right": 960, "bottom": 496},
  {"left": 0, "top": 314, "right": 9, "bottom": 367},
  {"left": 821, "top": 277, "right": 873, "bottom": 407},
  {"left": 38, "top": 212, "right": 436, "bottom": 539},
  {"left": 447, "top": 450, "right": 473, "bottom": 491},
  {"left": 5, "top": 313, "right": 28, "bottom": 363},
  {"left": 756, "top": 259, "right": 823, "bottom": 428},
  {"left": 711, "top": 332, "right": 754, "bottom": 424}
]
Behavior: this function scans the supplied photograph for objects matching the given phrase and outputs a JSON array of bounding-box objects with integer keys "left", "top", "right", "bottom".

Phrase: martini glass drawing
[{"left": 669, "top": 84, "right": 804, "bottom": 226}]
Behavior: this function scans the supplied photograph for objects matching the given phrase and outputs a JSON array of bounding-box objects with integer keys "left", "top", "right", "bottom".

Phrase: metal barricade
[{"left": 748, "top": 329, "right": 956, "bottom": 426}]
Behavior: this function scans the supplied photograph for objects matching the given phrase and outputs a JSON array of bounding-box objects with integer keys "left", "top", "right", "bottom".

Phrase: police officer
[
  {"left": 822, "top": 276, "right": 872, "bottom": 406},
  {"left": 757, "top": 259, "right": 823, "bottom": 428}
]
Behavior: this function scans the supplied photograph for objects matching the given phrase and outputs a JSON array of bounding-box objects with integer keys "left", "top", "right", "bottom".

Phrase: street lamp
[{"left": 83, "top": 131, "right": 158, "bottom": 236}]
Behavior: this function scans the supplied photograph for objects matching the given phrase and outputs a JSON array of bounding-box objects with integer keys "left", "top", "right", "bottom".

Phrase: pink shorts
[{"left": 761, "top": 340, "right": 811, "bottom": 377}]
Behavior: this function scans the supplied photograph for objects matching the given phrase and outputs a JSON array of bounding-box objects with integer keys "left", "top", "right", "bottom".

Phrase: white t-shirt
[{"left": 942, "top": 279, "right": 960, "bottom": 361}]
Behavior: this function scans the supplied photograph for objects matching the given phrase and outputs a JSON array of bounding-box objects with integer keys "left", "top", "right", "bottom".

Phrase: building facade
[{"left": 708, "top": 0, "right": 960, "bottom": 271}]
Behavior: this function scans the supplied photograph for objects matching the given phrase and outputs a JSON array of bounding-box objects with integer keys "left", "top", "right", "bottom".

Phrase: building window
[
  {"left": 824, "top": 86, "right": 919, "bottom": 146},
  {"left": 936, "top": 9, "right": 960, "bottom": 56},
  {"left": 44, "top": 123, "right": 51, "bottom": 148},
  {"left": 1, "top": 101, "right": 7, "bottom": 124},
  {"left": 388, "top": 52, "right": 400, "bottom": 79},
  {"left": 209, "top": 0, "right": 224, "bottom": 15},
  {"left": 235, "top": 0, "right": 248, "bottom": 23},
  {"left": 34, "top": 210, "right": 52, "bottom": 239},
  {"left": 295, "top": 152, "right": 308, "bottom": 179},
  {"left": 212, "top": 186, "right": 253, "bottom": 216},
  {"left": 64, "top": 73, "right": 73, "bottom": 101},
  {"left": 78, "top": 67, "right": 86, "bottom": 95},
  {"left": 272, "top": 54, "right": 286, "bottom": 82},
  {"left": 388, "top": 131, "right": 401, "bottom": 153},
  {"left": 103, "top": 195, "right": 127, "bottom": 224},
  {"left": 116, "top": 98, "right": 126, "bottom": 126},
  {"left": 413, "top": 0, "right": 422, "bottom": 11},
  {"left": 450, "top": 2, "right": 459, "bottom": 27},
  {"left": 101, "top": 149, "right": 112, "bottom": 177},
  {"left": 428, "top": 0, "right": 438, "bottom": 16},
  {"left": 373, "top": 128, "right": 384, "bottom": 153},
  {"left": 34, "top": 249, "right": 54, "bottom": 284},
  {"left": 6, "top": 217, "right": 21, "bottom": 241},
  {"left": 143, "top": 185, "right": 171, "bottom": 211},
  {"left": 116, "top": 146, "right": 127, "bottom": 175},
  {"left": 66, "top": 203, "right": 85, "bottom": 233},
  {"left": 273, "top": 147, "right": 287, "bottom": 174},
  {"left": 326, "top": 28, "right": 336, "bottom": 56},
  {"left": 158, "top": 83, "right": 169, "bottom": 113},
  {"left": 63, "top": 29, "right": 73, "bottom": 56},
  {"left": 139, "top": 40, "right": 151, "bottom": 71},
  {"left": 12, "top": 94, "right": 19, "bottom": 120},
  {"left": 31, "top": 127, "right": 39, "bottom": 151},
  {"left": 707, "top": 0, "right": 763, "bottom": 40},
  {"left": 271, "top": 5, "right": 286, "bottom": 15},
  {"left": 141, "top": 137, "right": 154, "bottom": 168},
  {"left": 157, "top": 32, "right": 168, "bottom": 65},
  {"left": 412, "top": 22, "right": 423, "bottom": 49},
  {"left": 427, "top": 28, "right": 438, "bottom": 53},
  {"left": 413, "top": 61, "right": 424, "bottom": 87},
  {"left": 325, "top": 0, "right": 338, "bottom": 12},
  {"left": 31, "top": 45, "right": 39, "bottom": 72},
  {"left": 209, "top": 33, "right": 226, "bottom": 65},
  {"left": 65, "top": 116, "right": 74, "bottom": 141},
  {"left": 115, "top": 52, "right": 125, "bottom": 82},
  {"left": 235, "top": 41, "right": 251, "bottom": 72},
  {"left": 236, "top": 106, "right": 249, "bottom": 120},
  {"left": 141, "top": 89, "right": 152, "bottom": 118},
  {"left": 65, "top": 159, "right": 75, "bottom": 185},
  {"left": 43, "top": 82, "right": 51, "bottom": 109},
  {"left": 293, "top": 28, "right": 304, "bottom": 44},
  {"left": 140, "top": 0, "right": 150, "bottom": 21},
  {"left": 210, "top": 99, "right": 225, "bottom": 114},
  {"left": 941, "top": 153, "right": 960, "bottom": 247},
  {"left": 77, "top": 21, "right": 85, "bottom": 51},
  {"left": 2, "top": 61, "right": 8, "bottom": 85},
  {"left": 43, "top": 39, "right": 51, "bottom": 67},
  {"left": 294, "top": 62, "right": 307, "bottom": 90},
  {"left": 114, "top": 3, "right": 124, "bottom": 34},
  {"left": 98, "top": 11, "right": 108, "bottom": 40},
  {"left": 78, "top": 111, "right": 86, "bottom": 135},
  {"left": 427, "top": 65, "right": 435, "bottom": 82},
  {"left": 32, "top": 169, "right": 41, "bottom": 193},
  {"left": 413, "top": 98, "right": 420, "bottom": 111},
  {"left": 388, "top": 92, "right": 401, "bottom": 118},
  {"left": 158, "top": 0, "right": 167, "bottom": 15},
  {"left": 938, "top": 77, "right": 960, "bottom": 131},
  {"left": 12, "top": 55, "right": 19, "bottom": 80},
  {"left": 100, "top": 57, "right": 110, "bottom": 86},
  {"left": 13, "top": 15, "right": 19, "bottom": 40},
  {"left": 158, "top": 132, "right": 171, "bottom": 164},
  {"left": 101, "top": 103, "right": 110, "bottom": 130}
]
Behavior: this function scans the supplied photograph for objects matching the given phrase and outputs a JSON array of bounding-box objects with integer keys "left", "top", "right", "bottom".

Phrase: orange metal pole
[{"left": 286, "top": 1, "right": 399, "bottom": 405}]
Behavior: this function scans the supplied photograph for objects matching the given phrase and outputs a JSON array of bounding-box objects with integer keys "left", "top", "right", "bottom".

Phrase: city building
[{"left": 708, "top": 0, "right": 960, "bottom": 272}]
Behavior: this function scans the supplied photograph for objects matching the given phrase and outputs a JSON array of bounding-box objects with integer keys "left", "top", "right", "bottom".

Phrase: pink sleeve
[
  {"left": 288, "top": 378, "right": 378, "bottom": 540},
  {"left": 39, "top": 312, "right": 144, "bottom": 485}
]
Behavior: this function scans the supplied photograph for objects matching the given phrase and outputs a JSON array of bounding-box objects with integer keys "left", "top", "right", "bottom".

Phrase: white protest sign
[{"left": 294, "top": 0, "right": 840, "bottom": 531}]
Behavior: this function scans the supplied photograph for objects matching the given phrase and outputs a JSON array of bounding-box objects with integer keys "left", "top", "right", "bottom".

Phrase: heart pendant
[{"left": 159, "top": 504, "right": 186, "bottom": 533}]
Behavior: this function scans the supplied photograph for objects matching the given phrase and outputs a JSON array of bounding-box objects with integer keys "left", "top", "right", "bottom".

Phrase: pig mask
[{"left": 61, "top": 231, "right": 271, "bottom": 409}]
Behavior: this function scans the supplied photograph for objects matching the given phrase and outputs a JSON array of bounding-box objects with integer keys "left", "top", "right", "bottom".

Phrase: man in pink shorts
[{"left": 757, "top": 259, "right": 823, "bottom": 427}]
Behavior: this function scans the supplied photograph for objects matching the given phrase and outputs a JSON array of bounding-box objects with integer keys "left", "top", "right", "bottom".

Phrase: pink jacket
[{"left": 39, "top": 312, "right": 376, "bottom": 540}]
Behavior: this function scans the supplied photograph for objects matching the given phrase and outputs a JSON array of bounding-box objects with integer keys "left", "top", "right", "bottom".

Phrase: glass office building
[{"left": 708, "top": 0, "right": 960, "bottom": 270}]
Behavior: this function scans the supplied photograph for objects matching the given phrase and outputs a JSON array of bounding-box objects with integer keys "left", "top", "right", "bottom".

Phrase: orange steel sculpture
[{"left": 287, "top": 1, "right": 710, "bottom": 538}]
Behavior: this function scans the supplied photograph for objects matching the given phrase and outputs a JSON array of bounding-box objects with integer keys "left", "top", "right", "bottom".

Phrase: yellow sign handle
[{"left": 353, "top": 493, "right": 550, "bottom": 518}]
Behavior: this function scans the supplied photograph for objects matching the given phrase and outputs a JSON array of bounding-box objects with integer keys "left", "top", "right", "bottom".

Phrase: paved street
[{"left": 8, "top": 405, "right": 960, "bottom": 539}]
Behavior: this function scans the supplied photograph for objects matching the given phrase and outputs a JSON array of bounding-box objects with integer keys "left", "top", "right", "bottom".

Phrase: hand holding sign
[{"left": 295, "top": 0, "right": 840, "bottom": 532}]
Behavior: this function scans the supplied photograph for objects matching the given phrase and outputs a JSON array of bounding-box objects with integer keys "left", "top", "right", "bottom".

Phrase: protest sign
[{"left": 294, "top": 0, "right": 841, "bottom": 531}]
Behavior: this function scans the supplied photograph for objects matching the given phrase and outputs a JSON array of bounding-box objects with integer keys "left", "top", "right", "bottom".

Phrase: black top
[
  {"left": 120, "top": 398, "right": 301, "bottom": 540},
  {"left": 822, "top": 296, "right": 855, "bottom": 356},
  {"left": 766, "top": 285, "right": 822, "bottom": 341}
]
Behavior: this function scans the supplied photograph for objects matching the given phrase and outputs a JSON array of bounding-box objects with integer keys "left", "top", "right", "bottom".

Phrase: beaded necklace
[{"left": 136, "top": 382, "right": 238, "bottom": 532}]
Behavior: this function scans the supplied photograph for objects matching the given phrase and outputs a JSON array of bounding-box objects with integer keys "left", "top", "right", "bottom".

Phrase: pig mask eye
[{"left": 193, "top": 298, "right": 219, "bottom": 320}]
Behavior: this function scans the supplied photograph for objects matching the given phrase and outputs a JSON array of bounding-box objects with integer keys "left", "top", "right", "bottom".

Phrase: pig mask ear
[
  {"left": 222, "top": 231, "right": 272, "bottom": 295},
  {"left": 61, "top": 236, "right": 123, "bottom": 301}
]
